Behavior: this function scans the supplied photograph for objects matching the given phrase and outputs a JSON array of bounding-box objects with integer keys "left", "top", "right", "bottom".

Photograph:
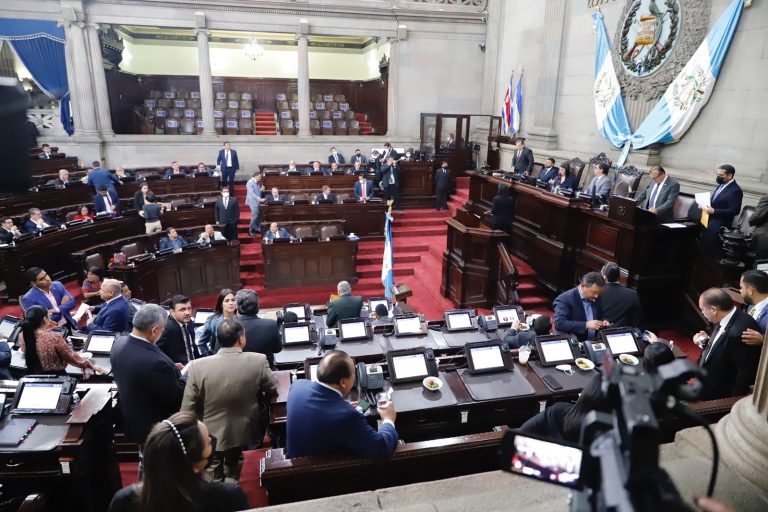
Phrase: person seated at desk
[
  {"left": 284, "top": 160, "right": 300, "bottom": 174},
  {"left": 133, "top": 183, "right": 151, "bottom": 211},
  {"left": 0, "top": 339, "right": 11, "bottom": 379},
  {"left": 538, "top": 158, "right": 559, "bottom": 186},
  {"left": 490, "top": 184, "right": 515, "bottom": 231},
  {"left": 519, "top": 374, "right": 603, "bottom": 442},
  {"left": 286, "top": 350, "right": 398, "bottom": 459},
  {"left": 329, "top": 162, "right": 341, "bottom": 174},
  {"left": 19, "top": 305, "right": 103, "bottom": 376},
  {"left": 350, "top": 148, "right": 368, "bottom": 166},
  {"left": 315, "top": 185, "right": 337, "bottom": 203},
  {"left": 235, "top": 289, "right": 282, "bottom": 368},
  {"left": 83, "top": 279, "right": 131, "bottom": 333},
  {"left": 22, "top": 267, "right": 76, "bottom": 328},
  {"left": 23, "top": 207, "right": 57, "bottom": 234},
  {"left": 633, "top": 166, "right": 680, "bottom": 223},
  {"left": 266, "top": 187, "right": 287, "bottom": 204},
  {"left": 599, "top": 262, "right": 641, "bottom": 327},
  {"left": 354, "top": 174, "right": 374, "bottom": 201},
  {"left": 326, "top": 280, "right": 364, "bottom": 327},
  {"left": 160, "top": 227, "right": 187, "bottom": 251},
  {"left": 503, "top": 315, "right": 552, "bottom": 349},
  {"left": 108, "top": 412, "right": 250, "bottom": 512},
  {"left": 164, "top": 161, "right": 187, "bottom": 179},
  {"left": 181, "top": 319, "right": 277, "bottom": 479},
  {"left": 38, "top": 143, "right": 58, "bottom": 159},
  {"left": 263, "top": 222, "right": 292, "bottom": 242},
  {"left": 584, "top": 163, "right": 612, "bottom": 200},
  {"left": 158, "top": 295, "right": 200, "bottom": 365},
  {"left": 550, "top": 161, "right": 576, "bottom": 193},
  {"left": 82, "top": 266, "right": 104, "bottom": 306},
  {"left": 94, "top": 184, "right": 120, "bottom": 216},
  {"left": 351, "top": 160, "right": 365, "bottom": 175},
  {"left": 328, "top": 146, "right": 345, "bottom": 165},
  {"left": 73, "top": 205, "right": 94, "bottom": 221},
  {"left": 0, "top": 217, "right": 22, "bottom": 243},
  {"left": 197, "top": 224, "right": 226, "bottom": 246},
  {"left": 194, "top": 162, "right": 211, "bottom": 176},
  {"left": 307, "top": 160, "right": 329, "bottom": 176},
  {"left": 553, "top": 271, "right": 609, "bottom": 342},
  {"left": 198, "top": 288, "right": 237, "bottom": 354},
  {"left": 115, "top": 166, "right": 134, "bottom": 182},
  {"left": 400, "top": 148, "right": 416, "bottom": 162},
  {"left": 53, "top": 169, "right": 71, "bottom": 188},
  {"left": 372, "top": 303, "right": 395, "bottom": 325}
]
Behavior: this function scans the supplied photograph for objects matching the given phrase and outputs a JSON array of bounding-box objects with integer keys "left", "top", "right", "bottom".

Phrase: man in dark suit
[
  {"left": 235, "top": 289, "right": 282, "bottom": 368},
  {"left": 354, "top": 174, "right": 374, "bottom": 201},
  {"left": 634, "top": 166, "right": 680, "bottom": 223},
  {"left": 739, "top": 270, "right": 768, "bottom": 346},
  {"left": 159, "top": 227, "right": 187, "bottom": 251},
  {"left": 284, "top": 160, "right": 300, "bottom": 174},
  {"left": 315, "top": 185, "right": 337, "bottom": 203},
  {"left": 53, "top": 169, "right": 71, "bottom": 188},
  {"left": 553, "top": 272, "right": 610, "bottom": 342},
  {"left": 328, "top": 146, "right": 345, "bottom": 165},
  {"left": 214, "top": 187, "right": 240, "bottom": 241},
  {"left": 263, "top": 222, "right": 292, "bottom": 242},
  {"left": 378, "top": 157, "right": 401, "bottom": 212},
  {"left": 326, "top": 281, "right": 364, "bottom": 327},
  {"left": 286, "top": 350, "right": 398, "bottom": 459},
  {"left": 38, "top": 143, "right": 57, "bottom": 159},
  {"left": 94, "top": 185, "right": 120, "bottom": 216},
  {"left": 599, "top": 262, "right": 641, "bottom": 327},
  {"left": 157, "top": 294, "right": 199, "bottom": 365},
  {"left": 434, "top": 161, "right": 452, "bottom": 211},
  {"left": 111, "top": 304, "right": 186, "bottom": 443},
  {"left": 83, "top": 279, "right": 131, "bottom": 333},
  {"left": 216, "top": 141, "right": 239, "bottom": 192},
  {"left": 87, "top": 161, "right": 121, "bottom": 195},
  {"left": 0, "top": 217, "right": 22, "bottom": 244},
  {"left": 503, "top": 315, "right": 552, "bottom": 349},
  {"left": 164, "top": 161, "right": 187, "bottom": 179},
  {"left": 695, "top": 288, "right": 761, "bottom": 401},
  {"left": 350, "top": 149, "right": 368, "bottom": 166},
  {"left": 700, "top": 164, "right": 743, "bottom": 259},
  {"left": 511, "top": 138, "right": 534, "bottom": 175},
  {"left": 23, "top": 208, "right": 56, "bottom": 234},
  {"left": 445, "top": 133, "right": 456, "bottom": 150},
  {"left": 490, "top": 184, "right": 515, "bottom": 231},
  {"left": 538, "top": 158, "right": 559, "bottom": 187},
  {"left": 22, "top": 267, "right": 76, "bottom": 328},
  {"left": 307, "top": 161, "right": 329, "bottom": 176},
  {"left": 379, "top": 142, "right": 398, "bottom": 165},
  {"left": 266, "top": 186, "right": 286, "bottom": 204}
]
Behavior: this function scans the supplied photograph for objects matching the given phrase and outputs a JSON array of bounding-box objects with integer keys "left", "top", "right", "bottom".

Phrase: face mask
[
  {"left": 222, "top": 193, "right": 229, "bottom": 199},
  {"left": 332, "top": 151, "right": 337, "bottom": 155},
  {"left": 442, "top": 166, "right": 447, "bottom": 169},
  {"left": 716, "top": 176, "right": 726, "bottom": 185}
]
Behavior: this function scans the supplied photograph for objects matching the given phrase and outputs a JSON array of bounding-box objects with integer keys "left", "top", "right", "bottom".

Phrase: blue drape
[{"left": 0, "top": 19, "right": 72, "bottom": 135}]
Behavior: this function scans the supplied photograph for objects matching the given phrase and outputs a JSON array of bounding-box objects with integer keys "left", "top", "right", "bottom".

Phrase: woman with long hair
[
  {"left": 19, "top": 305, "right": 102, "bottom": 375},
  {"left": 551, "top": 161, "right": 576, "bottom": 193},
  {"left": 108, "top": 412, "right": 249, "bottom": 512},
  {"left": 197, "top": 288, "right": 237, "bottom": 355}
]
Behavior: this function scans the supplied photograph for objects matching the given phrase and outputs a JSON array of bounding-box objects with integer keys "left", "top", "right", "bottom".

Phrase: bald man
[{"left": 83, "top": 278, "right": 131, "bottom": 333}]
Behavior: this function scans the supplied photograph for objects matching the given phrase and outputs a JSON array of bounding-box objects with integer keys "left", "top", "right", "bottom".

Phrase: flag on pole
[
  {"left": 511, "top": 72, "right": 523, "bottom": 136},
  {"left": 382, "top": 199, "right": 395, "bottom": 299},
  {"left": 500, "top": 73, "right": 513, "bottom": 135}
]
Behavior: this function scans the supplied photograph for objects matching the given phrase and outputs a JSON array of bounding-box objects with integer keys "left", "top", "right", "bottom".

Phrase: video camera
[{"left": 500, "top": 357, "right": 712, "bottom": 512}]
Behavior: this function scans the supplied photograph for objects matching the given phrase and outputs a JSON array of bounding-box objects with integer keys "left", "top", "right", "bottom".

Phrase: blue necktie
[
  {"left": 712, "top": 184, "right": 724, "bottom": 202},
  {"left": 583, "top": 299, "right": 595, "bottom": 340},
  {"left": 647, "top": 184, "right": 659, "bottom": 209}
]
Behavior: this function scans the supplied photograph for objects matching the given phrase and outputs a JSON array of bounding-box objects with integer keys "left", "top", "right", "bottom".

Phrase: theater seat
[
  {"left": 225, "top": 109, "right": 238, "bottom": 120},
  {"left": 239, "top": 118, "right": 253, "bottom": 135},
  {"left": 277, "top": 100, "right": 290, "bottom": 111},
  {"left": 291, "top": 193, "right": 309, "bottom": 203},
  {"left": 121, "top": 243, "right": 141, "bottom": 258},
  {"left": 164, "top": 119, "right": 180, "bottom": 135},
  {"left": 673, "top": 195, "right": 698, "bottom": 222},
  {"left": 169, "top": 199, "right": 188, "bottom": 210},
  {"left": 188, "top": 99, "right": 201, "bottom": 109},
  {"left": 348, "top": 120, "right": 360, "bottom": 136},
  {"left": 294, "top": 226, "right": 315, "bottom": 239},
  {"left": 343, "top": 110, "right": 356, "bottom": 121},
  {"left": 310, "top": 119, "right": 321, "bottom": 135},
  {"left": 335, "top": 120, "right": 347, "bottom": 135},
  {"left": 320, "top": 225, "right": 340, "bottom": 240},
  {"left": 85, "top": 253, "right": 105, "bottom": 272},
  {"left": 180, "top": 118, "right": 196, "bottom": 135},
  {"left": 214, "top": 99, "right": 226, "bottom": 110},
  {"left": 319, "top": 110, "right": 331, "bottom": 121},
  {"left": 214, "top": 118, "right": 225, "bottom": 134},
  {"left": 321, "top": 120, "right": 334, "bottom": 135},
  {"left": 280, "top": 119, "right": 295, "bottom": 135},
  {"left": 228, "top": 91, "right": 239, "bottom": 100}
]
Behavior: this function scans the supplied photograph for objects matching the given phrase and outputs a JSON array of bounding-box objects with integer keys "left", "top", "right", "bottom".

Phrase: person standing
[
  {"left": 245, "top": 172, "right": 265, "bottom": 236},
  {"left": 87, "top": 160, "right": 121, "bottom": 196},
  {"left": 157, "top": 295, "right": 199, "bottom": 365},
  {"left": 699, "top": 164, "right": 743, "bottom": 259},
  {"left": 379, "top": 157, "right": 402, "bottom": 212},
  {"left": 634, "top": 166, "right": 680, "bottom": 223},
  {"left": 215, "top": 187, "right": 240, "bottom": 242},
  {"left": 490, "top": 184, "right": 516, "bottom": 231},
  {"left": 511, "top": 138, "right": 534, "bottom": 175},
  {"left": 216, "top": 142, "right": 239, "bottom": 192},
  {"left": 434, "top": 161, "right": 451, "bottom": 211},
  {"left": 599, "top": 262, "right": 641, "bottom": 327}
]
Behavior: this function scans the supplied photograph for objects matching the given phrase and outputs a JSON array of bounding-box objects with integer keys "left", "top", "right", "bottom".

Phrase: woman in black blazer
[
  {"left": 550, "top": 161, "right": 576, "bottom": 193},
  {"left": 132, "top": 183, "right": 151, "bottom": 211}
]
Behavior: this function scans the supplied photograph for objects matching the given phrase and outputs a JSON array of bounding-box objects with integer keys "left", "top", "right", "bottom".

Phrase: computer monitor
[
  {"left": 493, "top": 306, "right": 521, "bottom": 327},
  {"left": 84, "top": 331, "right": 117, "bottom": 355},
  {"left": 600, "top": 328, "right": 641, "bottom": 356},
  {"left": 466, "top": 341, "right": 510, "bottom": 374},
  {"left": 535, "top": 334, "right": 576, "bottom": 367},
  {"left": 11, "top": 377, "right": 74, "bottom": 415},
  {"left": 193, "top": 308, "right": 214, "bottom": 325},
  {"left": 284, "top": 303, "right": 312, "bottom": 321},
  {"left": 386, "top": 349, "right": 435, "bottom": 384},
  {"left": 338, "top": 318, "right": 371, "bottom": 342},
  {"left": 393, "top": 315, "right": 425, "bottom": 336},
  {"left": 282, "top": 322, "right": 313, "bottom": 346},
  {"left": 444, "top": 310, "right": 476, "bottom": 332},
  {"left": 0, "top": 315, "right": 20, "bottom": 340},
  {"left": 368, "top": 297, "right": 390, "bottom": 315}
]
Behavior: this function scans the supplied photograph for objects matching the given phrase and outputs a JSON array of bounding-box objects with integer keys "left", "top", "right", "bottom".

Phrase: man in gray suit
[
  {"left": 181, "top": 318, "right": 277, "bottom": 478},
  {"left": 246, "top": 172, "right": 265, "bottom": 236},
  {"left": 584, "top": 163, "right": 612, "bottom": 200},
  {"left": 634, "top": 166, "right": 680, "bottom": 223}
]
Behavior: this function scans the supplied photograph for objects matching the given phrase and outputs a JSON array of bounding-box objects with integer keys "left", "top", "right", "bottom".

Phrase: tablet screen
[
  {"left": 470, "top": 345, "right": 505, "bottom": 371},
  {"left": 284, "top": 325, "right": 310, "bottom": 345},
  {"left": 395, "top": 316, "right": 422, "bottom": 335},
  {"left": 0, "top": 318, "right": 17, "bottom": 338},
  {"left": 605, "top": 332, "right": 637, "bottom": 355},
  {"left": 16, "top": 383, "right": 62, "bottom": 411},
  {"left": 446, "top": 312, "right": 472, "bottom": 330},
  {"left": 286, "top": 306, "right": 308, "bottom": 319},
  {"left": 391, "top": 353, "right": 429, "bottom": 380},
  {"left": 194, "top": 310, "right": 214, "bottom": 324},
  {"left": 309, "top": 364, "right": 318, "bottom": 382},
  {"left": 539, "top": 339, "right": 574, "bottom": 363},
  {"left": 495, "top": 307, "right": 519, "bottom": 325},
  {"left": 88, "top": 334, "right": 115, "bottom": 353},
  {"left": 339, "top": 321, "right": 367, "bottom": 340},
  {"left": 369, "top": 299, "right": 388, "bottom": 313}
]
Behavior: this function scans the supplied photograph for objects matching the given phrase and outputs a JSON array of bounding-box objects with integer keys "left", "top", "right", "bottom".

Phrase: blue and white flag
[
  {"left": 592, "top": 11, "right": 632, "bottom": 150},
  {"left": 511, "top": 72, "right": 523, "bottom": 136},
  {"left": 381, "top": 202, "right": 394, "bottom": 299}
]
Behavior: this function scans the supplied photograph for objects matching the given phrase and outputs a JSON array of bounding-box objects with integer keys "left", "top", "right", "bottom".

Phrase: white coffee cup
[{"left": 518, "top": 345, "right": 531, "bottom": 365}]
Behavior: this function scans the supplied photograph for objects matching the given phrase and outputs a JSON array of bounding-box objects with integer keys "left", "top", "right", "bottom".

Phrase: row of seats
[
  {"left": 151, "top": 117, "right": 257, "bottom": 135},
  {"left": 275, "top": 93, "right": 346, "bottom": 103},
  {"left": 279, "top": 119, "right": 361, "bottom": 136},
  {"left": 140, "top": 90, "right": 258, "bottom": 135},
  {"left": 275, "top": 91, "right": 369, "bottom": 135}
]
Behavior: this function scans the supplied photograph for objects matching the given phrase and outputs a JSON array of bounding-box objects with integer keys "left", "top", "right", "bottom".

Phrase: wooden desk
[
  {"left": 30, "top": 156, "right": 79, "bottom": 177},
  {"left": 262, "top": 202, "right": 386, "bottom": 239},
  {"left": 262, "top": 239, "right": 358, "bottom": 289},
  {"left": 0, "top": 383, "right": 120, "bottom": 512},
  {"left": 261, "top": 174, "right": 359, "bottom": 193},
  {"left": 397, "top": 162, "right": 439, "bottom": 208}
]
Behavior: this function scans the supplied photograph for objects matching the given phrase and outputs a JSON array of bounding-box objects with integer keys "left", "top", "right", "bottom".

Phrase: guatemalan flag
[
  {"left": 381, "top": 204, "right": 394, "bottom": 299},
  {"left": 510, "top": 73, "right": 523, "bottom": 136},
  {"left": 628, "top": 0, "right": 745, "bottom": 157},
  {"left": 501, "top": 74, "right": 513, "bottom": 135},
  {"left": 592, "top": 11, "right": 631, "bottom": 150}
]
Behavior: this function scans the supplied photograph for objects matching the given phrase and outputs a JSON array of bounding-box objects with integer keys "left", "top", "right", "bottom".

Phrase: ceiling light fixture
[{"left": 244, "top": 39, "right": 264, "bottom": 61}]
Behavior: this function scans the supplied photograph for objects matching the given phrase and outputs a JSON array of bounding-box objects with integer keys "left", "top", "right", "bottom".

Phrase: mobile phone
[
  {"left": 498, "top": 430, "right": 584, "bottom": 489},
  {"left": 541, "top": 374, "right": 563, "bottom": 391},
  {"left": 355, "top": 398, "right": 372, "bottom": 413}
]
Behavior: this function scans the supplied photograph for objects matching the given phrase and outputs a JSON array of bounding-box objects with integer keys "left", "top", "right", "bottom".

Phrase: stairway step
[
  {"left": 357, "top": 254, "right": 421, "bottom": 265},
  {"left": 394, "top": 226, "right": 447, "bottom": 237},
  {"left": 395, "top": 218, "right": 448, "bottom": 228}
]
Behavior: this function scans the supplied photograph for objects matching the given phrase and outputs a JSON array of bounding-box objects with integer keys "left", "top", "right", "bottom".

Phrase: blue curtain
[{"left": 0, "top": 19, "right": 73, "bottom": 135}]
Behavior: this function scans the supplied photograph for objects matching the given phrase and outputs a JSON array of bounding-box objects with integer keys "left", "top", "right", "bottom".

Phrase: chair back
[
  {"left": 294, "top": 226, "right": 315, "bottom": 239},
  {"left": 121, "top": 243, "right": 141, "bottom": 258},
  {"left": 85, "top": 253, "right": 105, "bottom": 271},
  {"left": 320, "top": 225, "right": 340, "bottom": 240}
]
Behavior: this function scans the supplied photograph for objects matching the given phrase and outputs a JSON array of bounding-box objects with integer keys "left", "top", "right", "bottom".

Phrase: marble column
[
  {"left": 480, "top": 0, "right": 504, "bottom": 114},
  {"left": 296, "top": 34, "right": 311, "bottom": 136},
  {"left": 386, "top": 39, "right": 399, "bottom": 137},
  {"left": 195, "top": 28, "right": 216, "bottom": 136},
  {"left": 65, "top": 21, "right": 99, "bottom": 135},
  {"left": 62, "top": 23, "right": 81, "bottom": 132},
  {"left": 85, "top": 23, "right": 114, "bottom": 135},
  {"left": 526, "top": 0, "right": 566, "bottom": 149}
]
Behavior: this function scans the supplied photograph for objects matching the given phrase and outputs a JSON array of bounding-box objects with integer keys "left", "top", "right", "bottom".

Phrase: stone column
[
  {"left": 526, "top": 0, "right": 566, "bottom": 149},
  {"left": 85, "top": 23, "right": 114, "bottom": 135},
  {"left": 386, "top": 39, "right": 399, "bottom": 137},
  {"left": 296, "top": 34, "right": 311, "bottom": 136},
  {"left": 62, "top": 23, "right": 81, "bottom": 132},
  {"left": 480, "top": 0, "right": 504, "bottom": 114},
  {"left": 195, "top": 28, "right": 216, "bottom": 136},
  {"left": 65, "top": 21, "right": 99, "bottom": 135}
]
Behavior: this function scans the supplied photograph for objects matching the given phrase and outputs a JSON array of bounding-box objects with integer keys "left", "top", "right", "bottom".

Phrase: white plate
[
  {"left": 619, "top": 354, "right": 639, "bottom": 366},
  {"left": 574, "top": 358, "right": 595, "bottom": 371},
  {"left": 422, "top": 376, "right": 443, "bottom": 392}
]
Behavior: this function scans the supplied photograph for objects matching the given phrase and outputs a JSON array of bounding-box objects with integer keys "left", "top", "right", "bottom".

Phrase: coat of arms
[{"left": 620, "top": 0, "right": 681, "bottom": 77}]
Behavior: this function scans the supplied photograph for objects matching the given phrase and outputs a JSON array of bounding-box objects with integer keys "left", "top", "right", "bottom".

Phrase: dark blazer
[
  {"left": 109, "top": 481, "right": 249, "bottom": 512},
  {"left": 434, "top": 167, "right": 452, "bottom": 190},
  {"left": 380, "top": 148, "right": 399, "bottom": 163},
  {"left": 315, "top": 192, "right": 337, "bottom": 203},
  {"left": 266, "top": 194, "right": 287, "bottom": 204},
  {"left": 22, "top": 282, "right": 76, "bottom": 327},
  {"left": 379, "top": 164, "right": 400, "bottom": 189},
  {"left": 53, "top": 178, "right": 70, "bottom": 188},
  {"left": 132, "top": 191, "right": 148, "bottom": 210},
  {"left": 634, "top": 177, "right": 681, "bottom": 223},
  {"left": 600, "top": 282, "right": 641, "bottom": 327},
  {"left": 502, "top": 328, "right": 537, "bottom": 349},
  {"left": 110, "top": 335, "right": 186, "bottom": 442},
  {"left": 553, "top": 286, "right": 605, "bottom": 342},
  {"left": 87, "top": 168, "right": 120, "bottom": 194},
  {"left": 512, "top": 147, "right": 534, "bottom": 174},
  {"left": 519, "top": 402, "right": 572, "bottom": 442},
  {"left": 305, "top": 166, "right": 330, "bottom": 176},
  {"left": 84, "top": 295, "right": 131, "bottom": 333},
  {"left": 238, "top": 314, "right": 282, "bottom": 368},
  {"left": 326, "top": 295, "right": 364, "bottom": 327},
  {"left": 164, "top": 169, "right": 188, "bottom": 179},
  {"left": 286, "top": 379, "right": 398, "bottom": 459},
  {"left": 94, "top": 189, "right": 120, "bottom": 215},
  {"left": 0, "top": 227, "right": 18, "bottom": 243},
  {"left": 350, "top": 154, "right": 368, "bottom": 165},
  {"left": 0, "top": 340, "right": 13, "bottom": 380},
  {"left": 23, "top": 216, "right": 57, "bottom": 234},
  {"left": 538, "top": 167, "right": 559, "bottom": 185},
  {"left": 354, "top": 180, "right": 374, "bottom": 200},
  {"left": 698, "top": 309, "right": 762, "bottom": 401},
  {"left": 749, "top": 195, "right": 768, "bottom": 258},
  {"left": 263, "top": 228, "right": 292, "bottom": 241},
  {"left": 585, "top": 175, "right": 612, "bottom": 198},
  {"left": 157, "top": 317, "right": 198, "bottom": 365},
  {"left": 159, "top": 236, "right": 187, "bottom": 251},
  {"left": 216, "top": 149, "right": 240, "bottom": 170},
  {"left": 491, "top": 194, "right": 516, "bottom": 230},
  {"left": 707, "top": 181, "right": 743, "bottom": 233},
  {"left": 551, "top": 174, "right": 576, "bottom": 192},
  {"left": 215, "top": 197, "right": 240, "bottom": 225},
  {"left": 328, "top": 153, "right": 346, "bottom": 164}
]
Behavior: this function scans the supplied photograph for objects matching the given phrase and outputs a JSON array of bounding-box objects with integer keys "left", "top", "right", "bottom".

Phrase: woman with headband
[{"left": 108, "top": 411, "right": 249, "bottom": 512}]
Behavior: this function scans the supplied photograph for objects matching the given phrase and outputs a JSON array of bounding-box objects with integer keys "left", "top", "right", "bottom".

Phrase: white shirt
[
  {"left": 749, "top": 296, "right": 768, "bottom": 322},
  {"left": 705, "top": 307, "right": 737, "bottom": 363},
  {"left": 225, "top": 150, "right": 232, "bottom": 167},
  {"left": 648, "top": 175, "right": 668, "bottom": 209}
]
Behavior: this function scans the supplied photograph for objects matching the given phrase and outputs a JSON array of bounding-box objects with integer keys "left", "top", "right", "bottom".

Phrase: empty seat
[
  {"left": 241, "top": 92, "right": 252, "bottom": 101},
  {"left": 225, "top": 119, "right": 238, "bottom": 135},
  {"left": 183, "top": 108, "right": 196, "bottom": 118},
  {"left": 276, "top": 93, "right": 287, "bottom": 101},
  {"left": 165, "top": 119, "right": 180, "bottom": 134},
  {"left": 280, "top": 119, "right": 295, "bottom": 135},
  {"left": 319, "top": 110, "right": 331, "bottom": 120},
  {"left": 121, "top": 243, "right": 141, "bottom": 258},
  {"left": 216, "top": 92, "right": 227, "bottom": 100},
  {"left": 188, "top": 98, "right": 201, "bottom": 109},
  {"left": 157, "top": 98, "right": 171, "bottom": 108},
  {"left": 163, "top": 91, "right": 176, "bottom": 99},
  {"left": 348, "top": 120, "right": 360, "bottom": 135},
  {"left": 150, "top": 90, "right": 163, "bottom": 99},
  {"left": 310, "top": 119, "right": 320, "bottom": 135},
  {"left": 240, "top": 100, "right": 253, "bottom": 110},
  {"left": 227, "top": 100, "right": 239, "bottom": 109},
  {"left": 314, "top": 102, "right": 326, "bottom": 111},
  {"left": 334, "top": 94, "right": 346, "bottom": 102},
  {"left": 327, "top": 102, "right": 338, "bottom": 111},
  {"left": 323, "top": 94, "right": 334, "bottom": 102},
  {"left": 213, "top": 110, "right": 224, "bottom": 119},
  {"left": 228, "top": 92, "right": 239, "bottom": 100},
  {"left": 309, "top": 110, "right": 318, "bottom": 119},
  {"left": 174, "top": 99, "right": 187, "bottom": 108},
  {"left": 321, "top": 120, "right": 334, "bottom": 135},
  {"left": 335, "top": 120, "right": 347, "bottom": 135},
  {"left": 279, "top": 110, "right": 293, "bottom": 120},
  {"left": 343, "top": 110, "right": 356, "bottom": 120},
  {"left": 214, "top": 118, "right": 225, "bottom": 134},
  {"left": 225, "top": 109, "right": 238, "bottom": 119},
  {"left": 169, "top": 108, "right": 181, "bottom": 118},
  {"left": 180, "top": 118, "right": 196, "bottom": 135},
  {"left": 177, "top": 91, "right": 190, "bottom": 99},
  {"left": 290, "top": 93, "right": 298, "bottom": 101},
  {"left": 312, "top": 93, "right": 323, "bottom": 102},
  {"left": 85, "top": 253, "right": 105, "bottom": 271},
  {"left": 170, "top": 199, "right": 188, "bottom": 210},
  {"left": 190, "top": 91, "right": 201, "bottom": 100},
  {"left": 239, "top": 118, "right": 253, "bottom": 135},
  {"left": 196, "top": 118, "right": 204, "bottom": 134},
  {"left": 277, "top": 100, "right": 289, "bottom": 110},
  {"left": 320, "top": 225, "right": 340, "bottom": 240},
  {"left": 240, "top": 110, "right": 252, "bottom": 119},
  {"left": 294, "top": 225, "right": 315, "bottom": 239},
  {"left": 331, "top": 111, "right": 343, "bottom": 120},
  {"left": 214, "top": 99, "right": 227, "bottom": 110},
  {"left": 65, "top": 211, "right": 77, "bottom": 222}
]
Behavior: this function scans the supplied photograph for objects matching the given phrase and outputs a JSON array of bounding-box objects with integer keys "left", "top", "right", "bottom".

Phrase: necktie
[
  {"left": 583, "top": 299, "right": 596, "bottom": 340},
  {"left": 224, "top": 198, "right": 228, "bottom": 209},
  {"left": 105, "top": 194, "right": 113, "bottom": 212},
  {"left": 712, "top": 184, "right": 724, "bottom": 202},
  {"left": 181, "top": 323, "right": 195, "bottom": 361},
  {"left": 702, "top": 325, "right": 721, "bottom": 363},
  {"left": 361, "top": 182, "right": 367, "bottom": 200},
  {"left": 647, "top": 183, "right": 659, "bottom": 209}
]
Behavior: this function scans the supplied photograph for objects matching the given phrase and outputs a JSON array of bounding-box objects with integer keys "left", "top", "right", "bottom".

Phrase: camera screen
[
  {"left": 507, "top": 433, "right": 583, "bottom": 489},
  {"left": 286, "top": 306, "right": 308, "bottom": 320},
  {"left": 539, "top": 338, "right": 574, "bottom": 364},
  {"left": 339, "top": 321, "right": 367, "bottom": 340},
  {"left": 16, "top": 383, "right": 62, "bottom": 411},
  {"left": 446, "top": 312, "right": 472, "bottom": 330},
  {"left": 88, "top": 334, "right": 116, "bottom": 353}
]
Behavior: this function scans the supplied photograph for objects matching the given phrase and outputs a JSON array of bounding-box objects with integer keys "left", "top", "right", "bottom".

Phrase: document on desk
[{"left": 662, "top": 223, "right": 688, "bottom": 228}]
